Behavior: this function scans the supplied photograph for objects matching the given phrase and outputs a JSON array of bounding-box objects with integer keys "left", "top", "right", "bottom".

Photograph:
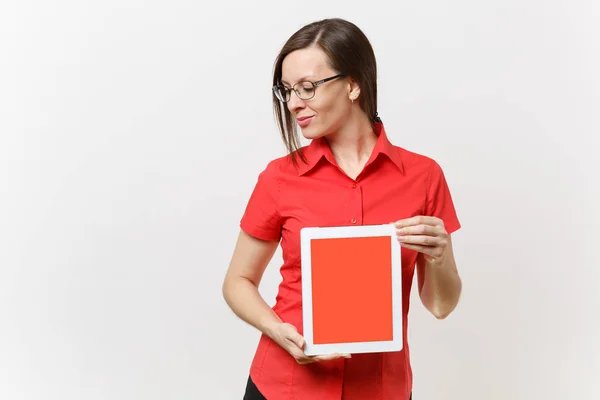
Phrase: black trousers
[
  {"left": 243, "top": 376, "right": 267, "bottom": 400},
  {"left": 243, "top": 375, "right": 412, "bottom": 400}
]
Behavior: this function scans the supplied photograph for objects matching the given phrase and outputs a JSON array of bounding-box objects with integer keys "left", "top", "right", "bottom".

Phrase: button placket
[{"left": 349, "top": 182, "right": 363, "bottom": 225}]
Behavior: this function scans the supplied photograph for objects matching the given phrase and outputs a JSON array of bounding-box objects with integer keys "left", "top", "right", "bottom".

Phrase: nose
[{"left": 287, "top": 91, "right": 306, "bottom": 114}]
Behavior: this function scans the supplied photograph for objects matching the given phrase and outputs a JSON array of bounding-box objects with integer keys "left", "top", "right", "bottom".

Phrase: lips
[{"left": 297, "top": 115, "right": 314, "bottom": 127}]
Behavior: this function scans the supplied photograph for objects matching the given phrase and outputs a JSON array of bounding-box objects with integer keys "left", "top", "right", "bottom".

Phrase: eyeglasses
[{"left": 272, "top": 73, "right": 346, "bottom": 103}]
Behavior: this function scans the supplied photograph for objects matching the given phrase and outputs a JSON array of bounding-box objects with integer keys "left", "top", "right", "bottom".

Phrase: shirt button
[
  {"left": 351, "top": 218, "right": 357, "bottom": 224},
  {"left": 351, "top": 183, "right": 357, "bottom": 188}
]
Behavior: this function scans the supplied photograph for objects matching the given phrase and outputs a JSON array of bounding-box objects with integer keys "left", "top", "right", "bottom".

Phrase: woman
[{"left": 222, "top": 18, "right": 462, "bottom": 400}]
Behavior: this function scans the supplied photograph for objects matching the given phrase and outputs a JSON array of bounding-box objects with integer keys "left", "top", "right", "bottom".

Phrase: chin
[{"left": 299, "top": 125, "right": 325, "bottom": 140}]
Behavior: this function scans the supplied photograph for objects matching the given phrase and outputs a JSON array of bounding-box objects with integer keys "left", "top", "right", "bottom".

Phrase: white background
[{"left": 1, "top": 1, "right": 598, "bottom": 399}]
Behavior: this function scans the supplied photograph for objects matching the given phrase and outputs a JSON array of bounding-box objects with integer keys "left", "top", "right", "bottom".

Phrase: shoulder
[
  {"left": 392, "top": 144, "right": 442, "bottom": 174},
  {"left": 256, "top": 146, "right": 310, "bottom": 177}
]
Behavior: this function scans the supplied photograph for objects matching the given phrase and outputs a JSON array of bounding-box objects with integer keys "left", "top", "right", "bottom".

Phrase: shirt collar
[{"left": 296, "top": 122, "right": 404, "bottom": 176}]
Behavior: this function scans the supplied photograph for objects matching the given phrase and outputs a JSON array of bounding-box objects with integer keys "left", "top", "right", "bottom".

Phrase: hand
[
  {"left": 268, "top": 322, "right": 351, "bottom": 364},
  {"left": 393, "top": 216, "right": 449, "bottom": 263}
]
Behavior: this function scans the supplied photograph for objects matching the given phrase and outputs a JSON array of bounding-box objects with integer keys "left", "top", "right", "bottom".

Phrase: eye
[{"left": 273, "top": 85, "right": 292, "bottom": 102}]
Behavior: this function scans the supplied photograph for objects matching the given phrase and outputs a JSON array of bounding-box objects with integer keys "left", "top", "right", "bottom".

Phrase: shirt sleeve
[
  {"left": 425, "top": 160, "right": 461, "bottom": 234},
  {"left": 239, "top": 161, "right": 282, "bottom": 241}
]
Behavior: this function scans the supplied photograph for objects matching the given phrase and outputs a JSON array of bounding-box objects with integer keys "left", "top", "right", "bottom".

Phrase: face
[{"left": 280, "top": 46, "right": 359, "bottom": 140}]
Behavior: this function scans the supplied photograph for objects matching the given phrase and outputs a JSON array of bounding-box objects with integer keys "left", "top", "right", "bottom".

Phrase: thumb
[
  {"left": 285, "top": 326, "right": 305, "bottom": 349},
  {"left": 294, "top": 333, "right": 305, "bottom": 349}
]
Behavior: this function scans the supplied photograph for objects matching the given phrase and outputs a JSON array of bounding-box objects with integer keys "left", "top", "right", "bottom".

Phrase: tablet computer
[{"left": 300, "top": 223, "right": 403, "bottom": 356}]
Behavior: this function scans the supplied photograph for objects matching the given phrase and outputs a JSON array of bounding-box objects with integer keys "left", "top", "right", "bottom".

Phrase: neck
[{"left": 325, "top": 115, "right": 377, "bottom": 168}]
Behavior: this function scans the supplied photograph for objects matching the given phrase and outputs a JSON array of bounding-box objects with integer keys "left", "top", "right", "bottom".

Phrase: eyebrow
[{"left": 280, "top": 75, "right": 315, "bottom": 86}]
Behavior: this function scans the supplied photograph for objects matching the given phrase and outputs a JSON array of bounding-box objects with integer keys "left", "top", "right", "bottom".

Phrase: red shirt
[{"left": 240, "top": 122, "right": 461, "bottom": 400}]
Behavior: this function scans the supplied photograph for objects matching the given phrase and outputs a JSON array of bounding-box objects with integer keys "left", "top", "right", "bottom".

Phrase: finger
[
  {"left": 285, "top": 337, "right": 305, "bottom": 352},
  {"left": 399, "top": 242, "right": 444, "bottom": 258},
  {"left": 308, "top": 353, "right": 351, "bottom": 363},
  {"left": 288, "top": 332, "right": 305, "bottom": 349},
  {"left": 396, "top": 224, "right": 440, "bottom": 237},
  {"left": 282, "top": 326, "right": 305, "bottom": 349},
  {"left": 316, "top": 353, "right": 352, "bottom": 361},
  {"left": 295, "top": 352, "right": 352, "bottom": 364},
  {"left": 395, "top": 216, "right": 442, "bottom": 229},
  {"left": 397, "top": 234, "right": 444, "bottom": 247},
  {"left": 288, "top": 346, "right": 309, "bottom": 363}
]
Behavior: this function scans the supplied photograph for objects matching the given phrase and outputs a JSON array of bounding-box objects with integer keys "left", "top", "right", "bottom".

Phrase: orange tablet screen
[{"left": 310, "top": 235, "right": 393, "bottom": 344}]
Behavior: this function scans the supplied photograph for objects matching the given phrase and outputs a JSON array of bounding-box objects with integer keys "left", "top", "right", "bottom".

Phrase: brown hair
[{"left": 272, "top": 18, "right": 380, "bottom": 166}]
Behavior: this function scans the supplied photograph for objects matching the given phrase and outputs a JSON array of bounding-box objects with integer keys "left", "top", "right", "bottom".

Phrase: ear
[{"left": 347, "top": 77, "right": 361, "bottom": 102}]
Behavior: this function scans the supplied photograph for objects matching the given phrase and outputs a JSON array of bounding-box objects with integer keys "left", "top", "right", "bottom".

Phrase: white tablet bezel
[{"left": 300, "top": 223, "right": 403, "bottom": 356}]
